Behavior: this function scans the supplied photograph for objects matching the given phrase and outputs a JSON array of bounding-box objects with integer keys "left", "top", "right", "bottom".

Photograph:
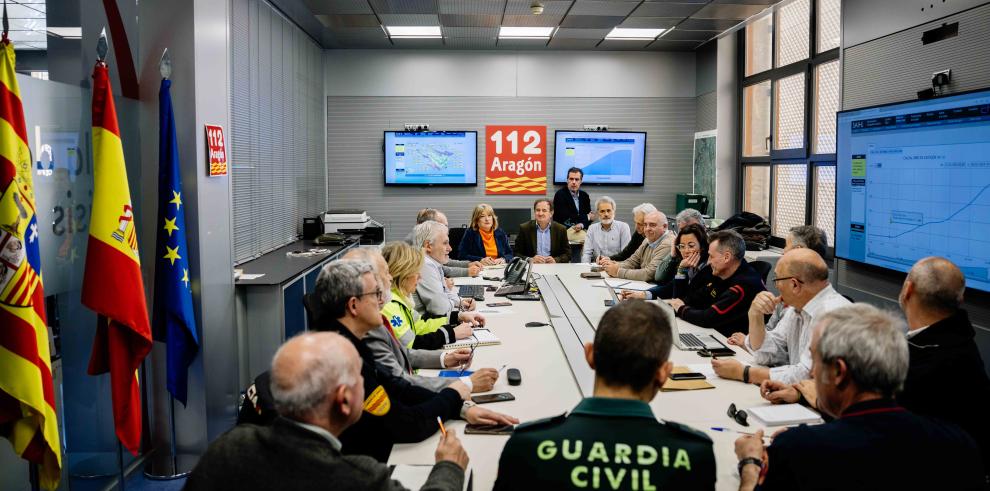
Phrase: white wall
[{"left": 324, "top": 49, "right": 696, "bottom": 98}]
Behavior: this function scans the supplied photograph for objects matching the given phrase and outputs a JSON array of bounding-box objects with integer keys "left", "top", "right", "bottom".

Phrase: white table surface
[{"left": 389, "top": 263, "right": 804, "bottom": 490}]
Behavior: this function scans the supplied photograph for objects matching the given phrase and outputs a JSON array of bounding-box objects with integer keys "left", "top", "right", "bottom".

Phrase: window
[
  {"left": 737, "top": 0, "right": 839, "bottom": 245},
  {"left": 775, "top": 0, "right": 810, "bottom": 67},
  {"left": 773, "top": 73, "right": 806, "bottom": 150},
  {"left": 743, "top": 81, "right": 772, "bottom": 157},
  {"left": 745, "top": 14, "right": 773, "bottom": 76}
]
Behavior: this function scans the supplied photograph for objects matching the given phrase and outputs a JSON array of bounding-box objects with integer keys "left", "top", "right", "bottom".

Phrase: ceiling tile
[
  {"left": 712, "top": 0, "right": 778, "bottom": 4},
  {"left": 497, "top": 38, "right": 552, "bottom": 48},
  {"left": 437, "top": 0, "right": 505, "bottom": 15},
  {"left": 442, "top": 26, "right": 499, "bottom": 37},
  {"left": 598, "top": 38, "right": 653, "bottom": 50},
  {"left": 502, "top": 14, "right": 566, "bottom": 27},
  {"left": 392, "top": 37, "right": 446, "bottom": 47},
  {"left": 559, "top": 15, "right": 625, "bottom": 28},
  {"left": 659, "top": 28, "right": 719, "bottom": 41},
  {"left": 641, "top": 0, "right": 708, "bottom": 3},
  {"left": 676, "top": 17, "right": 743, "bottom": 30},
  {"left": 368, "top": 0, "right": 438, "bottom": 14},
  {"left": 316, "top": 14, "right": 381, "bottom": 28},
  {"left": 331, "top": 27, "right": 393, "bottom": 47},
  {"left": 618, "top": 16, "right": 681, "bottom": 28},
  {"left": 548, "top": 37, "right": 601, "bottom": 49},
  {"left": 379, "top": 13, "right": 441, "bottom": 25},
  {"left": 445, "top": 36, "right": 499, "bottom": 48},
  {"left": 630, "top": 2, "right": 704, "bottom": 17},
  {"left": 554, "top": 27, "right": 610, "bottom": 39},
  {"left": 439, "top": 13, "right": 501, "bottom": 27},
  {"left": 304, "top": 0, "right": 374, "bottom": 15},
  {"left": 647, "top": 39, "right": 703, "bottom": 51},
  {"left": 568, "top": 1, "right": 639, "bottom": 16},
  {"left": 692, "top": 3, "right": 771, "bottom": 20},
  {"left": 504, "top": 0, "right": 572, "bottom": 16}
]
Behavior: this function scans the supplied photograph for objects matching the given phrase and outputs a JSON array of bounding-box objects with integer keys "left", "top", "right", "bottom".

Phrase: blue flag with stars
[{"left": 153, "top": 78, "right": 199, "bottom": 405}]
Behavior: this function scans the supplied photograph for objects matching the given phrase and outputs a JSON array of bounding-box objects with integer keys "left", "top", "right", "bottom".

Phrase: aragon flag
[
  {"left": 82, "top": 60, "right": 152, "bottom": 455},
  {"left": 0, "top": 39, "right": 62, "bottom": 490}
]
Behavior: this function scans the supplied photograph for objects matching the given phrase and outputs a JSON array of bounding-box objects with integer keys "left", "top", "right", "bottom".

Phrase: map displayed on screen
[
  {"left": 384, "top": 131, "right": 477, "bottom": 185},
  {"left": 835, "top": 89, "right": 990, "bottom": 292},
  {"left": 553, "top": 131, "right": 646, "bottom": 185}
]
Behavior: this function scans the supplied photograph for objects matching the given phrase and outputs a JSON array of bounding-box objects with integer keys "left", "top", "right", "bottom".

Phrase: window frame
[{"left": 736, "top": 0, "right": 839, "bottom": 250}]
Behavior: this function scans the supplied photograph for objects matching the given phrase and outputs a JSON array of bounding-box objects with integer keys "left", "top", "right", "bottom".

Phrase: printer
[{"left": 322, "top": 209, "right": 384, "bottom": 245}]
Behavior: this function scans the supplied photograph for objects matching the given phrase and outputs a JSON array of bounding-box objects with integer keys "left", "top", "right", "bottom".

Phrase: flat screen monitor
[
  {"left": 835, "top": 88, "right": 990, "bottom": 293},
  {"left": 384, "top": 131, "right": 477, "bottom": 186},
  {"left": 553, "top": 131, "right": 646, "bottom": 185}
]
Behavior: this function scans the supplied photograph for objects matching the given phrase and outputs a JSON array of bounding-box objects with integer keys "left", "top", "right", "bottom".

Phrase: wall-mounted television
[
  {"left": 835, "top": 87, "right": 990, "bottom": 293},
  {"left": 384, "top": 131, "right": 477, "bottom": 186},
  {"left": 553, "top": 131, "right": 646, "bottom": 185}
]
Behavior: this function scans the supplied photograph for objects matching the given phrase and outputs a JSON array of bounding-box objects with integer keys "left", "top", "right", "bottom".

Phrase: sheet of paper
[
  {"left": 476, "top": 309, "right": 515, "bottom": 316},
  {"left": 747, "top": 404, "right": 822, "bottom": 426},
  {"left": 592, "top": 279, "right": 654, "bottom": 290},
  {"left": 391, "top": 465, "right": 472, "bottom": 491},
  {"left": 684, "top": 363, "right": 716, "bottom": 378}
]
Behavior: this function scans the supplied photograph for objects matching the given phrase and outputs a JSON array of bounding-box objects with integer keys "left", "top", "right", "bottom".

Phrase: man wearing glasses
[{"left": 712, "top": 249, "right": 849, "bottom": 385}]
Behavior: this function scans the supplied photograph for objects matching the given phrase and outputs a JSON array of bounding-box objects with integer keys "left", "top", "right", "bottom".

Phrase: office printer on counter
[{"left": 320, "top": 209, "right": 383, "bottom": 245}]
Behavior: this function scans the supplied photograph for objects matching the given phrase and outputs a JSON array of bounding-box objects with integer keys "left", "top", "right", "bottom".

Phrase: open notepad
[
  {"left": 443, "top": 328, "right": 501, "bottom": 349},
  {"left": 391, "top": 464, "right": 472, "bottom": 491},
  {"left": 747, "top": 404, "right": 823, "bottom": 426}
]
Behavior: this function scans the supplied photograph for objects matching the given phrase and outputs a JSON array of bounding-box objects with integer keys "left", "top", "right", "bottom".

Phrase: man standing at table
[
  {"left": 553, "top": 167, "right": 593, "bottom": 233},
  {"left": 494, "top": 300, "right": 716, "bottom": 490},
  {"left": 515, "top": 199, "right": 571, "bottom": 264}
]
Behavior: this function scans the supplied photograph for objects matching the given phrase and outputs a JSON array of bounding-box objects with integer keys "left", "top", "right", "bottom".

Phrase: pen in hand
[{"left": 437, "top": 416, "right": 447, "bottom": 437}]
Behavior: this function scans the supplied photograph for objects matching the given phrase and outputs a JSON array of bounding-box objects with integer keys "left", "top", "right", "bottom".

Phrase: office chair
[
  {"left": 750, "top": 260, "right": 773, "bottom": 284},
  {"left": 448, "top": 225, "right": 467, "bottom": 261}
]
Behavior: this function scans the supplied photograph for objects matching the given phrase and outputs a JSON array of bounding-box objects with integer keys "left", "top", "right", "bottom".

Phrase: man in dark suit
[
  {"left": 734, "top": 304, "right": 984, "bottom": 491},
  {"left": 897, "top": 256, "right": 990, "bottom": 479},
  {"left": 186, "top": 331, "right": 468, "bottom": 491},
  {"left": 552, "top": 166, "right": 593, "bottom": 232},
  {"left": 514, "top": 199, "right": 571, "bottom": 264}
]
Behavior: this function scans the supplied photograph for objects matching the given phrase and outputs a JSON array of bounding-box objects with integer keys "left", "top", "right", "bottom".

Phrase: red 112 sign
[
  {"left": 205, "top": 124, "right": 228, "bottom": 177},
  {"left": 485, "top": 125, "right": 546, "bottom": 195}
]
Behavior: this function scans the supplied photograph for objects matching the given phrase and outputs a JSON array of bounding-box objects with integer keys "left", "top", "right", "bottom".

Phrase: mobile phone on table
[
  {"left": 471, "top": 392, "right": 516, "bottom": 404},
  {"left": 604, "top": 299, "right": 615, "bottom": 306},
  {"left": 670, "top": 372, "right": 706, "bottom": 381},
  {"left": 485, "top": 285, "right": 497, "bottom": 292},
  {"left": 464, "top": 424, "right": 514, "bottom": 435},
  {"left": 697, "top": 348, "right": 736, "bottom": 358},
  {"left": 486, "top": 302, "right": 512, "bottom": 307}
]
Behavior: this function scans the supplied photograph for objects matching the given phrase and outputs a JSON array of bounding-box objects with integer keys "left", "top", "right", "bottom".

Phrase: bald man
[
  {"left": 600, "top": 210, "right": 674, "bottom": 281},
  {"left": 187, "top": 332, "right": 468, "bottom": 490},
  {"left": 898, "top": 256, "right": 990, "bottom": 478},
  {"left": 715, "top": 248, "right": 850, "bottom": 385}
]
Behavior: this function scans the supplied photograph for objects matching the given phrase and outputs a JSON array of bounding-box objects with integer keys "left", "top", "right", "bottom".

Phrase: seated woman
[
  {"left": 458, "top": 203, "right": 514, "bottom": 265},
  {"left": 621, "top": 223, "right": 709, "bottom": 300},
  {"left": 381, "top": 241, "right": 474, "bottom": 350}
]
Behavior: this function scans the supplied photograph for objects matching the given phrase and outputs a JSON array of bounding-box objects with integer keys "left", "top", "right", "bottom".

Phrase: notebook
[
  {"left": 747, "top": 404, "right": 823, "bottom": 426},
  {"left": 391, "top": 465, "right": 472, "bottom": 491},
  {"left": 443, "top": 328, "right": 501, "bottom": 349}
]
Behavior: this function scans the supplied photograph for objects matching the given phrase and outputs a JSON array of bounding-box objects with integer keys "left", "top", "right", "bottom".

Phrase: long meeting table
[{"left": 388, "top": 263, "right": 805, "bottom": 490}]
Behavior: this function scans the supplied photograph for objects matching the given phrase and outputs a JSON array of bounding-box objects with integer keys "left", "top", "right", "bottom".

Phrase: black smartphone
[
  {"left": 471, "top": 392, "right": 515, "bottom": 404},
  {"left": 671, "top": 372, "right": 706, "bottom": 381},
  {"left": 485, "top": 285, "right": 497, "bottom": 292},
  {"left": 483, "top": 276, "right": 501, "bottom": 282},
  {"left": 697, "top": 348, "right": 736, "bottom": 358},
  {"left": 604, "top": 299, "right": 615, "bottom": 306},
  {"left": 464, "top": 424, "right": 514, "bottom": 435},
  {"left": 486, "top": 302, "right": 512, "bottom": 307}
]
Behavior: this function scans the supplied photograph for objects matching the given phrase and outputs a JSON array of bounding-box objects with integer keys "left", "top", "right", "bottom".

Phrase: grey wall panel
[
  {"left": 842, "top": 0, "right": 988, "bottom": 49},
  {"left": 840, "top": 1, "right": 990, "bottom": 373},
  {"left": 714, "top": 34, "right": 738, "bottom": 220},
  {"left": 327, "top": 96, "right": 696, "bottom": 239},
  {"left": 695, "top": 40, "right": 717, "bottom": 95},
  {"left": 695, "top": 90, "right": 716, "bottom": 132}
]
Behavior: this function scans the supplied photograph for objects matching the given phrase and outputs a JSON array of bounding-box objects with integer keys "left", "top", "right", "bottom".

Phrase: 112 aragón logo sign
[{"left": 485, "top": 125, "right": 546, "bottom": 195}]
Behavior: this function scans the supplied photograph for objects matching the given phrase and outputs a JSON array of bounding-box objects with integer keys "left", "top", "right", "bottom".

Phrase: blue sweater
[{"left": 458, "top": 227, "right": 514, "bottom": 262}]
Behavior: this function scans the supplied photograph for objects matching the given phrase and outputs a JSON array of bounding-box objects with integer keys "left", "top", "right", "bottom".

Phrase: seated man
[
  {"left": 756, "top": 225, "right": 830, "bottom": 332},
  {"left": 605, "top": 203, "right": 655, "bottom": 262},
  {"left": 494, "top": 300, "right": 715, "bottom": 490},
  {"left": 599, "top": 210, "right": 673, "bottom": 281},
  {"left": 408, "top": 208, "right": 482, "bottom": 278},
  {"left": 666, "top": 230, "right": 765, "bottom": 337},
  {"left": 514, "top": 199, "right": 570, "bottom": 264},
  {"left": 897, "top": 256, "right": 990, "bottom": 478},
  {"left": 238, "top": 260, "right": 517, "bottom": 462},
  {"left": 345, "top": 247, "right": 498, "bottom": 395},
  {"left": 580, "top": 196, "right": 631, "bottom": 263},
  {"left": 412, "top": 220, "right": 476, "bottom": 317},
  {"left": 711, "top": 249, "right": 849, "bottom": 385},
  {"left": 187, "top": 332, "right": 468, "bottom": 491},
  {"left": 735, "top": 304, "right": 984, "bottom": 491}
]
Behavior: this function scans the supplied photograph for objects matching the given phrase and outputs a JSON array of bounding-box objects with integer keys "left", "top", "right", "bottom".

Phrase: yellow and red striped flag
[
  {"left": 0, "top": 40, "right": 62, "bottom": 489},
  {"left": 82, "top": 60, "right": 152, "bottom": 455}
]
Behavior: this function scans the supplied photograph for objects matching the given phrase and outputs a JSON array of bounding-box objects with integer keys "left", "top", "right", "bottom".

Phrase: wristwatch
[
  {"left": 460, "top": 400, "right": 476, "bottom": 419},
  {"left": 743, "top": 365, "right": 752, "bottom": 384},
  {"left": 738, "top": 457, "right": 763, "bottom": 475}
]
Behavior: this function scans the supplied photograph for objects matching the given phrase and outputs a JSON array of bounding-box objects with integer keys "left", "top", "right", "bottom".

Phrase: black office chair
[
  {"left": 448, "top": 225, "right": 467, "bottom": 261},
  {"left": 750, "top": 260, "right": 773, "bottom": 284}
]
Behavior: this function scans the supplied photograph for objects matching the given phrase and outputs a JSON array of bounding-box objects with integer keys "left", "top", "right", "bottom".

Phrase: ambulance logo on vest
[{"left": 363, "top": 385, "right": 391, "bottom": 416}]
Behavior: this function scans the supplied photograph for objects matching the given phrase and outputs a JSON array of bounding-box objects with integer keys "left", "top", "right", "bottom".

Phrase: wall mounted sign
[
  {"left": 485, "top": 125, "right": 546, "bottom": 195},
  {"left": 205, "top": 124, "right": 228, "bottom": 177}
]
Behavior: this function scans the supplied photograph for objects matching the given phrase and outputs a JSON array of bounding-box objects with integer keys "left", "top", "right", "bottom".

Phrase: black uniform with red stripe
[{"left": 674, "top": 259, "right": 765, "bottom": 337}]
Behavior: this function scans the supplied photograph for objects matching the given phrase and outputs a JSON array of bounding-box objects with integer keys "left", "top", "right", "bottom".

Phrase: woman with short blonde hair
[{"left": 458, "top": 204, "right": 513, "bottom": 265}]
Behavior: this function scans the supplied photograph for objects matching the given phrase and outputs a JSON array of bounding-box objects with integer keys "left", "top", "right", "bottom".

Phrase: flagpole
[
  {"left": 29, "top": 463, "right": 40, "bottom": 491},
  {"left": 116, "top": 440, "right": 126, "bottom": 491}
]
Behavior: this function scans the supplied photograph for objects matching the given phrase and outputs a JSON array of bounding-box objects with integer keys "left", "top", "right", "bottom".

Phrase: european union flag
[{"left": 153, "top": 78, "right": 199, "bottom": 405}]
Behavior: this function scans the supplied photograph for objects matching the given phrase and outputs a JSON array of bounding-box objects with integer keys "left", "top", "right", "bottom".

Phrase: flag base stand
[{"left": 143, "top": 395, "right": 192, "bottom": 480}]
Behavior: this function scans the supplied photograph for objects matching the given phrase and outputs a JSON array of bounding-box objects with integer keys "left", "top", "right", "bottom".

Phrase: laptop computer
[
  {"left": 654, "top": 300, "right": 730, "bottom": 351},
  {"left": 495, "top": 258, "right": 533, "bottom": 297},
  {"left": 606, "top": 285, "right": 621, "bottom": 306}
]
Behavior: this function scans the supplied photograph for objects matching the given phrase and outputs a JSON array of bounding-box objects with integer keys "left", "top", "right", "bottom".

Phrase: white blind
[{"left": 230, "top": 0, "right": 326, "bottom": 263}]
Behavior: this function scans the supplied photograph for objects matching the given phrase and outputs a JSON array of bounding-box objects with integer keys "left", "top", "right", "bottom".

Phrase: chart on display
[
  {"left": 553, "top": 131, "right": 646, "bottom": 185},
  {"left": 835, "top": 88, "right": 990, "bottom": 292},
  {"left": 383, "top": 131, "right": 477, "bottom": 186}
]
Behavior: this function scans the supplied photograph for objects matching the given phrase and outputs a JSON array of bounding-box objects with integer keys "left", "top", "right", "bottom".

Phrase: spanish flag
[
  {"left": 82, "top": 61, "right": 152, "bottom": 455},
  {"left": 0, "top": 41, "right": 62, "bottom": 489}
]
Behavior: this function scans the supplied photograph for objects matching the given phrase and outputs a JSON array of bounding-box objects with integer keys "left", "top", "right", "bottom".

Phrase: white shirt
[
  {"left": 581, "top": 220, "right": 631, "bottom": 262},
  {"left": 745, "top": 284, "right": 851, "bottom": 384}
]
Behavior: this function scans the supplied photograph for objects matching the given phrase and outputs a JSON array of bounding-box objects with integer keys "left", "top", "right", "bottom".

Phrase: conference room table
[{"left": 388, "top": 262, "right": 808, "bottom": 490}]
